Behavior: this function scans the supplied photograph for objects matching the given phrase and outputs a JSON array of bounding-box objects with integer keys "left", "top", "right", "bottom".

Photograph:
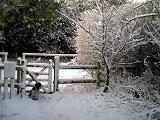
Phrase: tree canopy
[{"left": 0, "top": 0, "right": 76, "bottom": 56}]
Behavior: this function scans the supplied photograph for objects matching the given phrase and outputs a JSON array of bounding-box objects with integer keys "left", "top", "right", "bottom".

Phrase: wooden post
[
  {"left": 22, "top": 53, "right": 25, "bottom": 60},
  {"left": 4, "top": 54, "right": 7, "bottom": 62},
  {"left": 4, "top": 78, "right": 9, "bottom": 99},
  {"left": 48, "top": 59, "right": 53, "bottom": 92},
  {"left": 10, "top": 78, "right": 15, "bottom": 99},
  {"left": 54, "top": 56, "right": 60, "bottom": 92},
  {"left": 17, "top": 57, "right": 21, "bottom": 94},
  {"left": 21, "top": 59, "right": 27, "bottom": 98},
  {"left": 4, "top": 61, "right": 16, "bottom": 99}
]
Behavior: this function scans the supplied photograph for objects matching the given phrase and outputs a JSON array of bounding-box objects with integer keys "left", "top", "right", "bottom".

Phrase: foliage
[
  {"left": 100, "top": 0, "right": 128, "bottom": 6},
  {"left": 0, "top": 0, "right": 76, "bottom": 55},
  {"left": 48, "top": 15, "right": 77, "bottom": 53},
  {"left": 67, "top": 0, "right": 160, "bottom": 92},
  {"left": 121, "top": 41, "right": 160, "bottom": 63},
  {"left": 108, "top": 72, "right": 160, "bottom": 119},
  {"left": 61, "top": 0, "right": 96, "bottom": 23}
]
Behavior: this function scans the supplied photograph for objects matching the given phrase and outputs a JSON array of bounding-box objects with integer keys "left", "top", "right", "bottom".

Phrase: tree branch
[
  {"left": 57, "top": 10, "right": 96, "bottom": 40},
  {"left": 121, "top": 13, "right": 158, "bottom": 31}
]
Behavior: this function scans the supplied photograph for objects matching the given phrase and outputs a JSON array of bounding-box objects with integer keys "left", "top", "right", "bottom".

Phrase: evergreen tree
[{"left": 0, "top": 0, "right": 76, "bottom": 56}]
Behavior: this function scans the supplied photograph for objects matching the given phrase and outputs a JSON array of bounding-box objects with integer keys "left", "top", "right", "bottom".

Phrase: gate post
[
  {"left": 10, "top": 78, "right": 15, "bottom": 99},
  {"left": 4, "top": 54, "right": 7, "bottom": 62},
  {"left": 4, "top": 78, "right": 9, "bottom": 99},
  {"left": 48, "top": 59, "right": 53, "bottom": 92},
  {"left": 54, "top": 56, "right": 60, "bottom": 92},
  {"left": 21, "top": 59, "right": 27, "bottom": 98},
  {"left": 16, "top": 57, "right": 21, "bottom": 94}
]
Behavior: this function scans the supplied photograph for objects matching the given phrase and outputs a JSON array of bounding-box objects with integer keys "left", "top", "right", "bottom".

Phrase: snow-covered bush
[
  {"left": 64, "top": 0, "right": 160, "bottom": 108},
  {"left": 109, "top": 71, "right": 160, "bottom": 103},
  {"left": 75, "top": 9, "right": 101, "bottom": 65},
  {"left": 108, "top": 70, "right": 160, "bottom": 119},
  {"left": 75, "top": 0, "right": 160, "bottom": 89}
]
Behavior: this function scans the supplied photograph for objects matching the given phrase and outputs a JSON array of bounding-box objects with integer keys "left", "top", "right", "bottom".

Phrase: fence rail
[
  {"left": 0, "top": 53, "right": 100, "bottom": 100},
  {"left": 22, "top": 53, "right": 77, "bottom": 59},
  {"left": 0, "top": 60, "right": 26, "bottom": 100},
  {"left": 58, "top": 79, "right": 97, "bottom": 84},
  {"left": 60, "top": 65, "right": 97, "bottom": 69},
  {"left": 23, "top": 53, "right": 98, "bottom": 92},
  {"left": 53, "top": 56, "right": 98, "bottom": 92}
]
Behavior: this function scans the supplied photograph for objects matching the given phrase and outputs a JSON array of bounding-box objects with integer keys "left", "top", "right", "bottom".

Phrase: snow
[
  {"left": 0, "top": 63, "right": 155, "bottom": 120},
  {"left": 0, "top": 83, "right": 152, "bottom": 120},
  {"left": 0, "top": 90, "right": 147, "bottom": 120}
]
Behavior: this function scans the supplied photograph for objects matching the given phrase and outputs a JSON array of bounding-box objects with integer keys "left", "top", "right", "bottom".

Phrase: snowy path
[
  {"left": 0, "top": 65, "right": 149, "bottom": 120},
  {"left": 0, "top": 90, "right": 146, "bottom": 120}
]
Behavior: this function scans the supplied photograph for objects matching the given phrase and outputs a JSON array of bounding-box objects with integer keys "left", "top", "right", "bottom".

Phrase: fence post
[
  {"left": 54, "top": 56, "right": 60, "bottom": 92},
  {"left": 48, "top": 59, "right": 53, "bottom": 92},
  {"left": 10, "top": 78, "right": 15, "bottom": 99},
  {"left": 22, "top": 53, "right": 25, "bottom": 60},
  {"left": 4, "top": 78, "right": 9, "bottom": 99},
  {"left": 21, "top": 59, "right": 27, "bottom": 98},
  {"left": 4, "top": 54, "right": 7, "bottom": 62},
  {"left": 17, "top": 57, "right": 21, "bottom": 94}
]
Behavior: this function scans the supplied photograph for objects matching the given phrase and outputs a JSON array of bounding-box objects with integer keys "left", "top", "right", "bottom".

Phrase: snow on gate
[
  {"left": 0, "top": 52, "right": 99, "bottom": 100},
  {"left": 23, "top": 53, "right": 98, "bottom": 93}
]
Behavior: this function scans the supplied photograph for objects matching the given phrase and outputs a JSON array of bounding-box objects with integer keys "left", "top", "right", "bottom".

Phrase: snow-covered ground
[
  {"left": 0, "top": 89, "right": 150, "bottom": 120},
  {"left": 0, "top": 63, "right": 158, "bottom": 120}
]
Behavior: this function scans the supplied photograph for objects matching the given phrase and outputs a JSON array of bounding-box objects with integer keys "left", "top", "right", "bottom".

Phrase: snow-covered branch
[
  {"left": 121, "top": 13, "right": 158, "bottom": 31},
  {"left": 57, "top": 10, "right": 97, "bottom": 40}
]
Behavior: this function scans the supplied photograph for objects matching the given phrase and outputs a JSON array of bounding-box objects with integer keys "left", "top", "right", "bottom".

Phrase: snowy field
[{"left": 0, "top": 63, "right": 158, "bottom": 120}]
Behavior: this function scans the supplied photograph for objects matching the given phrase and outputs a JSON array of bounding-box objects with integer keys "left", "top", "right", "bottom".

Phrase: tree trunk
[
  {"left": 101, "top": 52, "right": 110, "bottom": 93},
  {"left": 103, "top": 61, "right": 110, "bottom": 93}
]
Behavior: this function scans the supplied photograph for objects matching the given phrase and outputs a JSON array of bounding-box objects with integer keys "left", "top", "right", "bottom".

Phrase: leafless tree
[{"left": 60, "top": 0, "right": 160, "bottom": 92}]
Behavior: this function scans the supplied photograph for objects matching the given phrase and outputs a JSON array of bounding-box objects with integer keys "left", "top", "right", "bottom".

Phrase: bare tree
[{"left": 60, "top": 0, "right": 160, "bottom": 92}]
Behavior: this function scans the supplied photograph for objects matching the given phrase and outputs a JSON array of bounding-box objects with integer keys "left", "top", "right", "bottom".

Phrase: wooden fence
[
  {"left": 54, "top": 56, "right": 97, "bottom": 92},
  {"left": 111, "top": 61, "right": 145, "bottom": 76},
  {"left": 0, "top": 52, "right": 146, "bottom": 100},
  {"left": 0, "top": 59, "right": 26, "bottom": 99},
  {"left": 24, "top": 59, "right": 53, "bottom": 93},
  {"left": 23, "top": 53, "right": 98, "bottom": 92}
]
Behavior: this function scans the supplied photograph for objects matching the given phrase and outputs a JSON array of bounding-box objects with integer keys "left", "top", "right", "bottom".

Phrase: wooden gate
[{"left": 23, "top": 53, "right": 98, "bottom": 93}]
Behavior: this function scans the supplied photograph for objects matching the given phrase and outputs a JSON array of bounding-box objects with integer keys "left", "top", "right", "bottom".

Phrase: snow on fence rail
[
  {"left": 0, "top": 52, "right": 144, "bottom": 100},
  {"left": 25, "top": 59, "right": 53, "bottom": 94},
  {"left": 0, "top": 52, "right": 145, "bottom": 100},
  {"left": 23, "top": 53, "right": 99, "bottom": 92},
  {"left": 0, "top": 59, "right": 26, "bottom": 100},
  {"left": 54, "top": 56, "right": 98, "bottom": 92},
  {"left": 22, "top": 53, "right": 78, "bottom": 59}
]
